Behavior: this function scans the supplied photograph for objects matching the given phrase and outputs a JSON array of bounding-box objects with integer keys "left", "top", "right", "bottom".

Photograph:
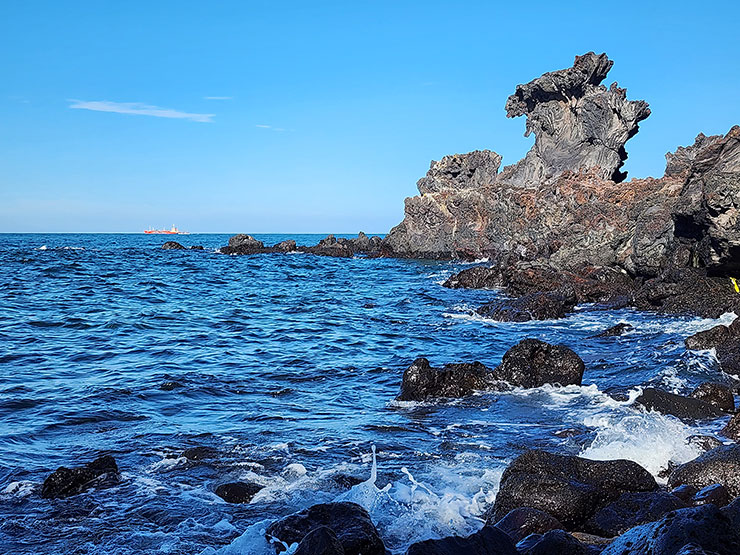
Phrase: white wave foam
[
  {"left": 580, "top": 410, "right": 701, "bottom": 480},
  {"left": 1, "top": 480, "right": 34, "bottom": 497}
]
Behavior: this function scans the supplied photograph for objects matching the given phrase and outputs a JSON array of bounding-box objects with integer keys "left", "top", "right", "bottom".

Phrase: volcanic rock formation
[{"left": 383, "top": 52, "right": 740, "bottom": 281}]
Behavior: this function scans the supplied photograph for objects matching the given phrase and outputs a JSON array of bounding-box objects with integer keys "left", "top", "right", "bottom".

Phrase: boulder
[
  {"left": 690, "top": 383, "right": 735, "bottom": 412},
  {"left": 477, "top": 290, "right": 576, "bottom": 321},
  {"left": 491, "top": 507, "right": 564, "bottom": 543},
  {"left": 491, "top": 450, "right": 657, "bottom": 529},
  {"left": 162, "top": 241, "right": 186, "bottom": 250},
  {"left": 516, "top": 530, "right": 590, "bottom": 555},
  {"left": 215, "top": 481, "right": 262, "bottom": 503},
  {"left": 294, "top": 526, "right": 345, "bottom": 555},
  {"left": 634, "top": 387, "right": 723, "bottom": 420},
  {"left": 404, "top": 525, "right": 517, "bottom": 555},
  {"left": 41, "top": 455, "right": 119, "bottom": 499},
  {"left": 585, "top": 491, "right": 687, "bottom": 537},
  {"left": 591, "top": 323, "right": 633, "bottom": 338},
  {"left": 721, "top": 412, "right": 740, "bottom": 440},
  {"left": 396, "top": 358, "right": 495, "bottom": 401},
  {"left": 221, "top": 234, "right": 266, "bottom": 254},
  {"left": 686, "top": 325, "right": 732, "bottom": 350},
  {"left": 494, "top": 339, "right": 585, "bottom": 388},
  {"left": 716, "top": 342, "right": 740, "bottom": 375},
  {"left": 669, "top": 445, "right": 740, "bottom": 497},
  {"left": 265, "top": 502, "right": 384, "bottom": 555},
  {"left": 693, "top": 484, "right": 730, "bottom": 508},
  {"left": 275, "top": 239, "right": 297, "bottom": 252},
  {"left": 600, "top": 504, "right": 740, "bottom": 555}
]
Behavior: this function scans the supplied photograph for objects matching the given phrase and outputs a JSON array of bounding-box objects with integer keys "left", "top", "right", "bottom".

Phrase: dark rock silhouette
[
  {"left": 404, "top": 525, "right": 517, "bottom": 555},
  {"left": 265, "top": 502, "right": 384, "bottom": 555},
  {"left": 490, "top": 507, "right": 564, "bottom": 543},
  {"left": 634, "top": 388, "right": 724, "bottom": 420},
  {"left": 214, "top": 481, "right": 261, "bottom": 503},
  {"left": 41, "top": 455, "right": 119, "bottom": 499},
  {"left": 669, "top": 445, "right": 740, "bottom": 497},
  {"left": 495, "top": 339, "right": 584, "bottom": 388},
  {"left": 396, "top": 358, "right": 495, "bottom": 402},
  {"left": 585, "top": 491, "right": 687, "bottom": 537}
]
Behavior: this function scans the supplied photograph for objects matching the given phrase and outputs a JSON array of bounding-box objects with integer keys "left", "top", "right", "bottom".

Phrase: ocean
[{"left": 0, "top": 233, "right": 733, "bottom": 554}]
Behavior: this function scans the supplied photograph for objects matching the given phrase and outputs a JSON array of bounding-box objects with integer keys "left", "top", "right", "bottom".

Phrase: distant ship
[{"left": 144, "top": 225, "right": 189, "bottom": 235}]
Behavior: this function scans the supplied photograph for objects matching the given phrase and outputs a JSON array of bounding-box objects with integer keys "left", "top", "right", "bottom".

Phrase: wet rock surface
[
  {"left": 490, "top": 449, "right": 657, "bottom": 529},
  {"left": 516, "top": 529, "right": 591, "bottom": 555},
  {"left": 477, "top": 290, "right": 576, "bottom": 321},
  {"left": 293, "top": 526, "right": 345, "bottom": 555},
  {"left": 396, "top": 358, "right": 496, "bottom": 401},
  {"left": 494, "top": 339, "right": 585, "bottom": 388},
  {"left": 220, "top": 233, "right": 385, "bottom": 258},
  {"left": 591, "top": 323, "right": 633, "bottom": 338},
  {"left": 634, "top": 387, "right": 723, "bottom": 420},
  {"left": 669, "top": 445, "right": 740, "bottom": 497},
  {"left": 404, "top": 525, "right": 517, "bottom": 555},
  {"left": 491, "top": 507, "right": 564, "bottom": 543},
  {"left": 585, "top": 491, "right": 687, "bottom": 537},
  {"left": 41, "top": 455, "right": 119, "bottom": 499},
  {"left": 265, "top": 502, "right": 384, "bottom": 555},
  {"left": 599, "top": 504, "right": 740, "bottom": 555},
  {"left": 161, "top": 241, "right": 186, "bottom": 250},
  {"left": 690, "top": 382, "right": 735, "bottom": 412},
  {"left": 214, "top": 481, "right": 261, "bottom": 503}
]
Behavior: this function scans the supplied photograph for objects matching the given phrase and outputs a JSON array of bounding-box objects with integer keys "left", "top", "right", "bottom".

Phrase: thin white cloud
[
  {"left": 204, "top": 96, "right": 232, "bottom": 100},
  {"left": 255, "top": 124, "right": 271, "bottom": 128},
  {"left": 68, "top": 100, "right": 214, "bottom": 123}
]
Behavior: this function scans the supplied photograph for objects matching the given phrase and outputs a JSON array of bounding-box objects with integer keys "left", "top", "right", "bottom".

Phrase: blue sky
[{"left": 1, "top": 1, "right": 739, "bottom": 233}]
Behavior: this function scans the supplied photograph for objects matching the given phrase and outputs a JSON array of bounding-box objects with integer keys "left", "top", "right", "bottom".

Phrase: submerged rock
[
  {"left": 669, "top": 445, "right": 740, "bottom": 497},
  {"left": 220, "top": 234, "right": 266, "bottom": 254},
  {"left": 266, "top": 502, "right": 384, "bottom": 555},
  {"left": 634, "top": 387, "right": 723, "bottom": 420},
  {"left": 215, "top": 481, "right": 261, "bottom": 503},
  {"left": 396, "top": 358, "right": 495, "bottom": 401},
  {"left": 685, "top": 324, "right": 733, "bottom": 350},
  {"left": 591, "top": 323, "right": 633, "bottom": 338},
  {"left": 600, "top": 504, "right": 740, "bottom": 555},
  {"left": 494, "top": 339, "right": 585, "bottom": 388},
  {"left": 404, "top": 525, "right": 517, "bottom": 555},
  {"left": 585, "top": 491, "right": 687, "bottom": 537},
  {"left": 491, "top": 449, "right": 656, "bottom": 529},
  {"left": 41, "top": 455, "right": 119, "bottom": 499},
  {"left": 182, "top": 446, "right": 218, "bottom": 461}
]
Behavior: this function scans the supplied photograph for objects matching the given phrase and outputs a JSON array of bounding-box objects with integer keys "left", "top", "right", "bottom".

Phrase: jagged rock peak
[
  {"left": 498, "top": 52, "right": 650, "bottom": 185},
  {"left": 505, "top": 52, "right": 614, "bottom": 117},
  {"left": 417, "top": 150, "right": 502, "bottom": 194}
]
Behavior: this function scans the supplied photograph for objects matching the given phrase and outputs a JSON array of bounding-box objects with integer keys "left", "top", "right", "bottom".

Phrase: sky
[{"left": 1, "top": 1, "right": 739, "bottom": 233}]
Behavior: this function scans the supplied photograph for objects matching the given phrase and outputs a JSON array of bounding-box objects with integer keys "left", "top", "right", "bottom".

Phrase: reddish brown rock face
[{"left": 383, "top": 53, "right": 740, "bottom": 279}]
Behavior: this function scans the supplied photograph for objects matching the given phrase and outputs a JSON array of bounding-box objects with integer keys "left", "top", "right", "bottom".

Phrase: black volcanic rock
[
  {"left": 585, "top": 491, "right": 687, "bottom": 537},
  {"left": 669, "top": 445, "right": 740, "bottom": 497},
  {"left": 294, "top": 527, "right": 345, "bottom": 555},
  {"left": 517, "top": 529, "right": 590, "bottom": 555},
  {"left": 396, "top": 357, "right": 495, "bottom": 402},
  {"left": 491, "top": 450, "right": 657, "bottom": 529},
  {"left": 494, "top": 339, "right": 585, "bottom": 388},
  {"left": 600, "top": 504, "right": 740, "bottom": 555},
  {"left": 405, "top": 525, "right": 517, "bottom": 555},
  {"left": 162, "top": 241, "right": 186, "bottom": 250},
  {"left": 634, "top": 388, "right": 723, "bottom": 420},
  {"left": 215, "top": 481, "right": 261, "bottom": 503},
  {"left": 491, "top": 507, "right": 564, "bottom": 543},
  {"left": 591, "top": 323, "right": 633, "bottom": 338},
  {"left": 690, "top": 382, "right": 734, "bottom": 412},
  {"left": 477, "top": 290, "right": 576, "bottom": 321},
  {"left": 266, "top": 502, "right": 384, "bottom": 555},
  {"left": 41, "top": 455, "right": 119, "bottom": 499}
]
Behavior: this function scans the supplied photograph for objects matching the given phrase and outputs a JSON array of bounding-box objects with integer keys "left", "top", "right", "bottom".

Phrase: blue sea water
[{"left": 0, "top": 233, "right": 735, "bottom": 554}]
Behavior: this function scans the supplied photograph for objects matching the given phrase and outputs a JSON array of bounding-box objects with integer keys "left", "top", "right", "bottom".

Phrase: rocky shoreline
[{"left": 148, "top": 52, "right": 740, "bottom": 553}]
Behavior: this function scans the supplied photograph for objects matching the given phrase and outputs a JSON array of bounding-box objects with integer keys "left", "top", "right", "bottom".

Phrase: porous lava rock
[
  {"left": 396, "top": 358, "right": 495, "bottom": 402},
  {"left": 669, "top": 445, "right": 740, "bottom": 497},
  {"left": 490, "top": 450, "right": 657, "bottom": 529},
  {"left": 215, "top": 481, "right": 262, "bottom": 503},
  {"left": 41, "top": 455, "right": 119, "bottom": 499},
  {"left": 265, "top": 502, "right": 384, "bottom": 555},
  {"left": 494, "top": 339, "right": 585, "bottom": 388},
  {"left": 634, "top": 387, "right": 723, "bottom": 420},
  {"left": 404, "top": 525, "right": 517, "bottom": 555}
]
